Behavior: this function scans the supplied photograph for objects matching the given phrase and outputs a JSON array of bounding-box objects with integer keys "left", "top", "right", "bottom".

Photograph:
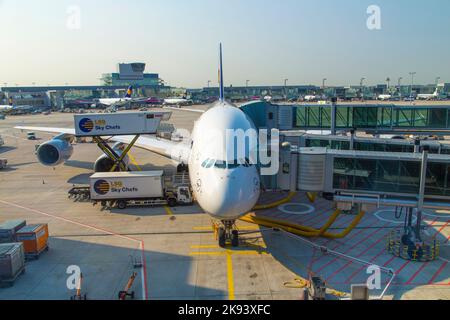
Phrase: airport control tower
[{"left": 101, "top": 62, "right": 160, "bottom": 87}]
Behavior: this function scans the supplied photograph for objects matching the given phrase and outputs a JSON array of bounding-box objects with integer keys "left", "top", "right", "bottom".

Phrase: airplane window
[
  {"left": 201, "top": 158, "right": 209, "bottom": 168},
  {"left": 214, "top": 160, "right": 227, "bottom": 169},
  {"left": 205, "top": 159, "right": 215, "bottom": 168}
]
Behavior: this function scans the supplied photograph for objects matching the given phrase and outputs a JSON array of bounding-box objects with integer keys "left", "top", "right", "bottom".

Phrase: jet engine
[
  {"left": 93, "top": 142, "right": 129, "bottom": 172},
  {"left": 36, "top": 135, "right": 74, "bottom": 166}
]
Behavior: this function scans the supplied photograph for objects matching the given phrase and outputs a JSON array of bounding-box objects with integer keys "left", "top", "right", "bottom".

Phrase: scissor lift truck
[{"left": 73, "top": 111, "right": 171, "bottom": 172}]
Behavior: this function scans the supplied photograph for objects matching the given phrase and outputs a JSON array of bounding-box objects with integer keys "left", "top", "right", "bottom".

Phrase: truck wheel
[
  {"left": 117, "top": 200, "right": 127, "bottom": 209},
  {"left": 167, "top": 198, "right": 177, "bottom": 207}
]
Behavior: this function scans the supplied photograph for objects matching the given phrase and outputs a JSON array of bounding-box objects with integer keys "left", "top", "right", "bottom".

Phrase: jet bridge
[
  {"left": 281, "top": 131, "right": 450, "bottom": 154},
  {"left": 278, "top": 147, "right": 450, "bottom": 209},
  {"left": 274, "top": 146, "right": 450, "bottom": 260}
]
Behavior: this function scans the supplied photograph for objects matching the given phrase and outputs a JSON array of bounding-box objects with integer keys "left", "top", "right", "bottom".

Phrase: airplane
[
  {"left": 416, "top": 88, "right": 439, "bottom": 100},
  {"left": 15, "top": 44, "right": 260, "bottom": 247},
  {"left": 304, "top": 95, "right": 318, "bottom": 102},
  {"left": 96, "top": 85, "right": 149, "bottom": 107},
  {"left": 163, "top": 97, "right": 193, "bottom": 106},
  {"left": 377, "top": 94, "right": 392, "bottom": 101},
  {"left": 0, "top": 105, "right": 13, "bottom": 112}
]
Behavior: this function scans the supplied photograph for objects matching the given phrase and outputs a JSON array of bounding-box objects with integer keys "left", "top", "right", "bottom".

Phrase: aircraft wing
[
  {"left": 13, "top": 126, "right": 191, "bottom": 164},
  {"left": 111, "top": 135, "right": 191, "bottom": 164},
  {"left": 15, "top": 126, "right": 76, "bottom": 135},
  {"left": 162, "top": 106, "right": 205, "bottom": 113}
]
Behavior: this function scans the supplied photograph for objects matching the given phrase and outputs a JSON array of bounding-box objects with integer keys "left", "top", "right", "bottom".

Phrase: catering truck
[
  {"left": 89, "top": 170, "right": 192, "bottom": 209},
  {"left": 74, "top": 111, "right": 171, "bottom": 137}
]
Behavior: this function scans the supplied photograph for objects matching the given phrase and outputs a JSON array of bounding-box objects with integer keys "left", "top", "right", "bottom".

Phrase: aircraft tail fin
[
  {"left": 125, "top": 85, "right": 133, "bottom": 98},
  {"left": 218, "top": 43, "right": 224, "bottom": 102}
]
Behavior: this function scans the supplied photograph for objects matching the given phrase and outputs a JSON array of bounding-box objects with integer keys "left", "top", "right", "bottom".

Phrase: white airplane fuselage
[
  {"left": 378, "top": 94, "right": 392, "bottom": 101},
  {"left": 98, "top": 97, "right": 132, "bottom": 106},
  {"left": 164, "top": 98, "right": 191, "bottom": 106},
  {"left": 188, "top": 101, "right": 260, "bottom": 220}
]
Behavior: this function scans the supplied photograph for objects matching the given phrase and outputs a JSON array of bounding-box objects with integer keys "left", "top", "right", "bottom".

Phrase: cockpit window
[
  {"left": 202, "top": 158, "right": 253, "bottom": 169},
  {"left": 201, "top": 158, "right": 215, "bottom": 168}
]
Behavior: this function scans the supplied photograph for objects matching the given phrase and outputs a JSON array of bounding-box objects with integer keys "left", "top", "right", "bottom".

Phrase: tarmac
[{"left": 0, "top": 107, "right": 449, "bottom": 300}]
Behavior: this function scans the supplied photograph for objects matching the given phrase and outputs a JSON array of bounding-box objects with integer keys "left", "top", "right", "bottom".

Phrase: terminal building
[{"left": 0, "top": 63, "right": 167, "bottom": 109}]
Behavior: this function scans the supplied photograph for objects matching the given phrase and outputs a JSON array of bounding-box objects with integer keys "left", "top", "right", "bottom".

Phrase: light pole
[
  {"left": 409, "top": 72, "right": 416, "bottom": 98},
  {"left": 284, "top": 78, "right": 288, "bottom": 100},
  {"left": 360, "top": 77, "right": 366, "bottom": 100}
]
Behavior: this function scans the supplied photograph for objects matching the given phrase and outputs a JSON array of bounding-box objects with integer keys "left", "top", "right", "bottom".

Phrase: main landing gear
[{"left": 217, "top": 220, "right": 239, "bottom": 247}]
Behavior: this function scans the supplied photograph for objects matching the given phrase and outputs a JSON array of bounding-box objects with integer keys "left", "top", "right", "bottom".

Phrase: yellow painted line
[
  {"left": 189, "top": 251, "right": 225, "bottom": 256},
  {"left": 191, "top": 245, "right": 219, "bottom": 249},
  {"left": 128, "top": 152, "right": 142, "bottom": 171},
  {"left": 189, "top": 250, "right": 267, "bottom": 256},
  {"left": 164, "top": 206, "right": 173, "bottom": 215},
  {"left": 193, "top": 226, "right": 213, "bottom": 231},
  {"left": 226, "top": 250, "right": 235, "bottom": 300}
]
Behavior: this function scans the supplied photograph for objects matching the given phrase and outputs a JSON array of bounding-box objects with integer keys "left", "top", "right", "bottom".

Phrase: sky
[{"left": 0, "top": 0, "right": 449, "bottom": 88}]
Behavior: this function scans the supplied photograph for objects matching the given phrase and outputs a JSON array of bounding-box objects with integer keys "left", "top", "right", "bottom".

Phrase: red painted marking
[
  {"left": 344, "top": 244, "right": 388, "bottom": 283},
  {"left": 310, "top": 227, "right": 366, "bottom": 266},
  {"left": 325, "top": 261, "right": 353, "bottom": 282},
  {"left": 395, "top": 260, "right": 411, "bottom": 275},
  {"left": 299, "top": 207, "right": 333, "bottom": 226},
  {"left": 432, "top": 219, "right": 450, "bottom": 239},
  {"left": 314, "top": 224, "right": 387, "bottom": 274},
  {"left": 428, "top": 261, "right": 448, "bottom": 284},
  {"left": 0, "top": 199, "right": 149, "bottom": 300},
  {"left": 383, "top": 255, "right": 396, "bottom": 267},
  {"left": 405, "top": 262, "right": 429, "bottom": 284}
]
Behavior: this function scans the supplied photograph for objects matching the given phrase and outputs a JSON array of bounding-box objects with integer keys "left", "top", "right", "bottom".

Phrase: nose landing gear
[{"left": 217, "top": 220, "right": 239, "bottom": 247}]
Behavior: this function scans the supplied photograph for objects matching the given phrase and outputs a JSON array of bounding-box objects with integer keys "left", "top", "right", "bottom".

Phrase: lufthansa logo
[
  {"left": 94, "top": 179, "right": 110, "bottom": 195},
  {"left": 79, "top": 118, "right": 94, "bottom": 133}
]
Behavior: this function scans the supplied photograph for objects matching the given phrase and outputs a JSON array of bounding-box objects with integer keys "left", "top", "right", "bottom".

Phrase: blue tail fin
[
  {"left": 218, "top": 43, "right": 224, "bottom": 102},
  {"left": 125, "top": 85, "right": 133, "bottom": 98}
]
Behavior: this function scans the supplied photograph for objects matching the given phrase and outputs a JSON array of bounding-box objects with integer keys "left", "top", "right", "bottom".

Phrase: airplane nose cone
[{"left": 199, "top": 169, "right": 260, "bottom": 220}]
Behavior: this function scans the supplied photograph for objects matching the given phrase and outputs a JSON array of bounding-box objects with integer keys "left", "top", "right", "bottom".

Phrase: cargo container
[
  {"left": 16, "top": 224, "right": 49, "bottom": 257},
  {"left": 74, "top": 111, "right": 171, "bottom": 137},
  {"left": 0, "top": 243, "right": 25, "bottom": 287},
  {"left": 0, "top": 220, "right": 26, "bottom": 243},
  {"left": 89, "top": 171, "right": 192, "bottom": 209}
]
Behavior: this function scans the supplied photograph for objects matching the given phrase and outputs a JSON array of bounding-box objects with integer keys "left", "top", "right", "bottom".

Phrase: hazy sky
[{"left": 1, "top": 0, "right": 449, "bottom": 88}]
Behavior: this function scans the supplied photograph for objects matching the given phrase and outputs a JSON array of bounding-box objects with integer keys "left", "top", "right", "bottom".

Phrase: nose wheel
[{"left": 218, "top": 220, "right": 239, "bottom": 247}]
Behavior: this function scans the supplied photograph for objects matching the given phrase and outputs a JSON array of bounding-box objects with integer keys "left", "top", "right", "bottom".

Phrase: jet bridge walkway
[{"left": 270, "top": 146, "right": 450, "bottom": 260}]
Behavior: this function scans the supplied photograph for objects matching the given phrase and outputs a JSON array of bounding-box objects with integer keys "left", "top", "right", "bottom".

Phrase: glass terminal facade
[{"left": 294, "top": 104, "right": 450, "bottom": 130}]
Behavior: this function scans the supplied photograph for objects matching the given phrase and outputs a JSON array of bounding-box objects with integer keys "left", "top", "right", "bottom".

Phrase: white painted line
[
  {"left": 374, "top": 209, "right": 417, "bottom": 224},
  {"left": 0, "top": 199, "right": 148, "bottom": 300},
  {"left": 278, "top": 203, "right": 315, "bottom": 215}
]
